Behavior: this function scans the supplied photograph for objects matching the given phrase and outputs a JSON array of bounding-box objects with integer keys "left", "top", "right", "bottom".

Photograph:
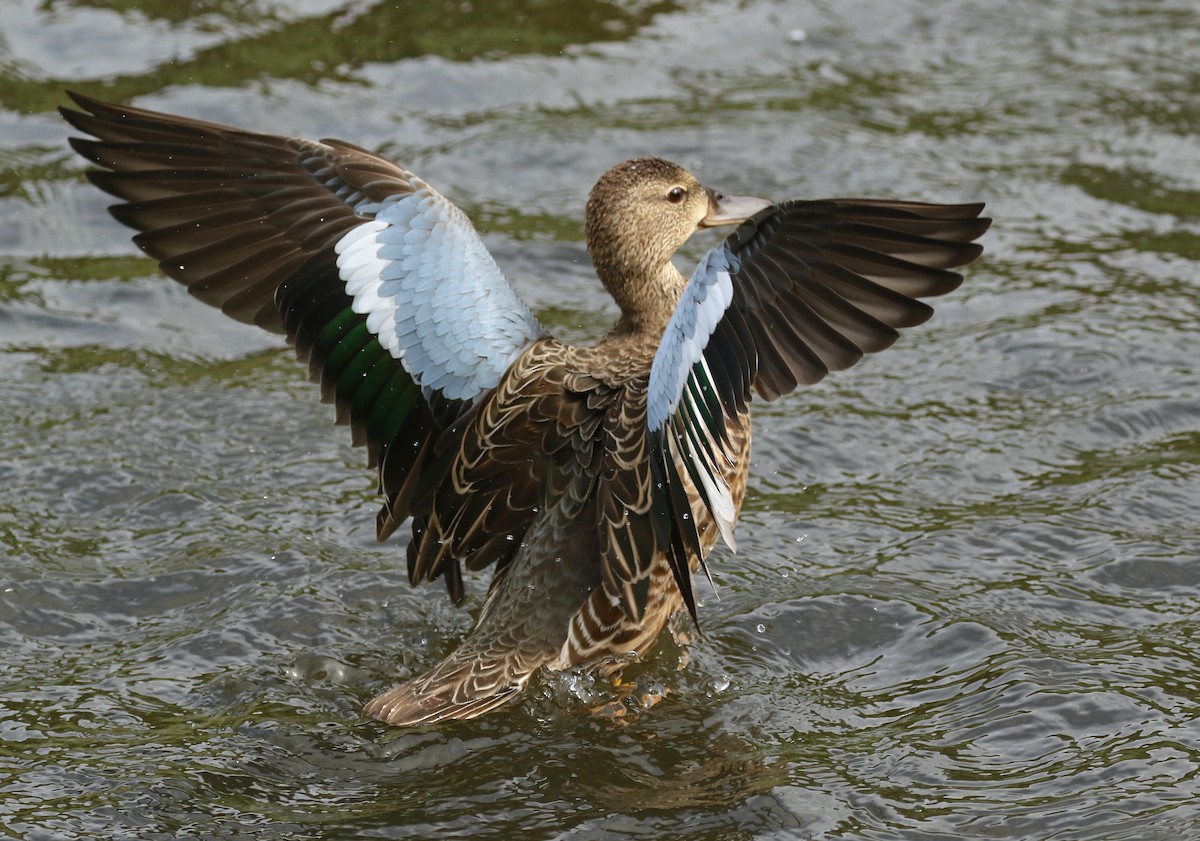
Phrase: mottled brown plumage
[
  {"left": 61, "top": 93, "right": 989, "bottom": 726},
  {"left": 368, "top": 162, "right": 757, "bottom": 723}
]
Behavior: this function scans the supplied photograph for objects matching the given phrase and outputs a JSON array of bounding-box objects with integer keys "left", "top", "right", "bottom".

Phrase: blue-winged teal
[{"left": 62, "top": 93, "right": 989, "bottom": 725}]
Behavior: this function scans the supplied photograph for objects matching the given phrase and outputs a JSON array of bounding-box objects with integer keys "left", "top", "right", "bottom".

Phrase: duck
[{"left": 61, "top": 91, "right": 989, "bottom": 726}]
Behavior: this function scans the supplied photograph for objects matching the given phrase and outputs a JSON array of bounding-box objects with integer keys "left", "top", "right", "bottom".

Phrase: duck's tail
[
  {"left": 363, "top": 644, "right": 540, "bottom": 726},
  {"left": 365, "top": 502, "right": 606, "bottom": 726}
]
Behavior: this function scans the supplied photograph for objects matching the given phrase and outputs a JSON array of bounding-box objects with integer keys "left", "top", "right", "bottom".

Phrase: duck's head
[{"left": 585, "top": 157, "right": 771, "bottom": 332}]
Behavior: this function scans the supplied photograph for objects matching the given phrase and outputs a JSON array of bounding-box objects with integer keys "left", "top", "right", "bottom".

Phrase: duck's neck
[{"left": 598, "top": 260, "right": 688, "bottom": 339}]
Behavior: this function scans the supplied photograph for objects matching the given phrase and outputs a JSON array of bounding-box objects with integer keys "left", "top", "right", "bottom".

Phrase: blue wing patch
[
  {"left": 335, "top": 180, "right": 546, "bottom": 403},
  {"left": 647, "top": 242, "right": 743, "bottom": 552},
  {"left": 647, "top": 244, "right": 740, "bottom": 432}
]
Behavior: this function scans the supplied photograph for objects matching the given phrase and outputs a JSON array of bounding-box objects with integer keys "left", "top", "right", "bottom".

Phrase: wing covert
[{"left": 335, "top": 185, "right": 545, "bottom": 402}]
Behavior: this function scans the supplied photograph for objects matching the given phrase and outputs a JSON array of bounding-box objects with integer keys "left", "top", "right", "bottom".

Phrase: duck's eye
[{"left": 666, "top": 186, "right": 687, "bottom": 204}]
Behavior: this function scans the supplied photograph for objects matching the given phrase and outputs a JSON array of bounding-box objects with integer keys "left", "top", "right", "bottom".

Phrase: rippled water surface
[{"left": 3, "top": 0, "right": 1199, "bottom": 838}]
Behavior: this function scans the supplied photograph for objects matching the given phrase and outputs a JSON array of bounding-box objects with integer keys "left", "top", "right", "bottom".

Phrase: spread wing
[
  {"left": 61, "top": 92, "right": 546, "bottom": 596},
  {"left": 648, "top": 199, "right": 991, "bottom": 619}
]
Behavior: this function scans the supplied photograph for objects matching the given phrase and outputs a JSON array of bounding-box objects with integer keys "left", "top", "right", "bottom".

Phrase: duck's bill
[{"left": 701, "top": 192, "right": 773, "bottom": 227}]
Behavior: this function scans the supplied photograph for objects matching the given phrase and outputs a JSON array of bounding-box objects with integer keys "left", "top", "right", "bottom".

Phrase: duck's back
[{"left": 365, "top": 335, "right": 750, "bottom": 725}]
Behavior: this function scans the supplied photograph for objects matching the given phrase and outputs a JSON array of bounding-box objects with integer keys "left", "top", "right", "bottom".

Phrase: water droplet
[{"left": 756, "top": 623, "right": 766, "bottom": 634}]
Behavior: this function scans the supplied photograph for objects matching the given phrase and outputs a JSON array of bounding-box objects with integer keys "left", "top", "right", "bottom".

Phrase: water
[{"left": 2, "top": 0, "right": 1199, "bottom": 838}]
